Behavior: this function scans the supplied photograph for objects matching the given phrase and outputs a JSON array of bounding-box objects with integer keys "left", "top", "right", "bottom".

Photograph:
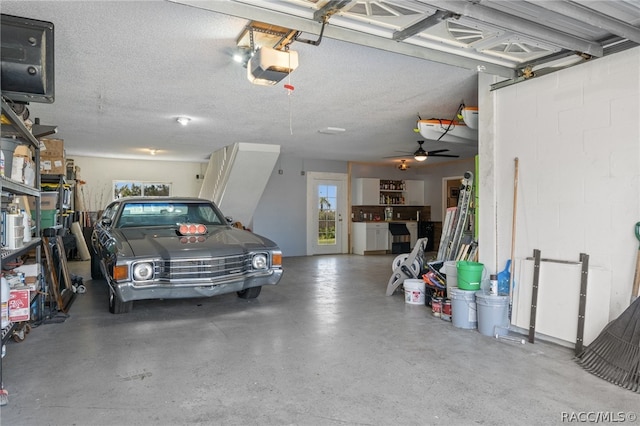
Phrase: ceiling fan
[{"left": 386, "top": 141, "right": 460, "bottom": 162}]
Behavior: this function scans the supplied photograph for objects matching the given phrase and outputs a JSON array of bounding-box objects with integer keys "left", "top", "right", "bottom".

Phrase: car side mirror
[
  {"left": 101, "top": 218, "right": 112, "bottom": 227},
  {"left": 225, "top": 216, "right": 233, "bottom": 224}
]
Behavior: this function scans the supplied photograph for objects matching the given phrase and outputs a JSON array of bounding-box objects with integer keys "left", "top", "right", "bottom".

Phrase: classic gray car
[{"left": 90, "top": 197, "right": 283, "bottom": 314}]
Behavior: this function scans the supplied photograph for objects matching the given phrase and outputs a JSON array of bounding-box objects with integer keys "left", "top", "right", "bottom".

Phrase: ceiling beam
[
  {"left": 535, "top": 0, "right": 640, "bottom": 45},
  {"left": 392, "top": 9, "right": 458, "bottom": 41},
  {"left": 170, "top": 0, "right": 517, "bottom": 78},
  {"left": 422, "top": 0, "right": 604, "bottom": 57}
]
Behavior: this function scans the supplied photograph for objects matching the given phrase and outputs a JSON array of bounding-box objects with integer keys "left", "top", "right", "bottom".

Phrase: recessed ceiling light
[
  {"left": 176, "top": 116, "right": 191, "bottom": 126},
  {"left": 318, "top": 127, "right": 346, "bottom": 135}
]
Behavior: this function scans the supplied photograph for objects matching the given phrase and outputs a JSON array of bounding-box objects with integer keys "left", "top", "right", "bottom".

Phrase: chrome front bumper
[{"left": 110, "top": 269, "right": 283, "bottom": 302}]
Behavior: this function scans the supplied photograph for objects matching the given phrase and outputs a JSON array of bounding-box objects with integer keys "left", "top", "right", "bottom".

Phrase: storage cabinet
[
  {"left": 404, "top": 180, "right": 425, "bottom": 205},
  {"left": 353, "top": 178, "right": 380, "bottom": 205},
  {"left": 353, "top": 178, "right": 425, "bottom": 206},
  {"left": 352, "top": 222, "right": 389, "bottom": 255}
]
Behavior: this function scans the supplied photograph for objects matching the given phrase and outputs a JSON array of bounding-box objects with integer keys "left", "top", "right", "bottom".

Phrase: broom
[{"left": 575, "top": 222, "right": 640, "bottom": 393}]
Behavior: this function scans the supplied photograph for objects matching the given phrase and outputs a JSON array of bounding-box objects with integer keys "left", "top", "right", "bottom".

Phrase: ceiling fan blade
[
  {"left": 429, "top": 153, "right": 459, "bottom": 157},
  {"left": 425, "top": 149, "right": 450, "bottom": 155}
]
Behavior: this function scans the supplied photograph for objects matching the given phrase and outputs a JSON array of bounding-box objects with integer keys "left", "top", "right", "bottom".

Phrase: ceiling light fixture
[
  {"left": 414, "top": 149, "right": 428, "bottom": 162},
  {"left": 318, "top": 127, "right": 346, "bottom": 135},
  {"left": 176, "top": 116, "right": 191, "bottom": 126},
  {"left": 398, "top": 160, "right": 409, "bottom": 171}
]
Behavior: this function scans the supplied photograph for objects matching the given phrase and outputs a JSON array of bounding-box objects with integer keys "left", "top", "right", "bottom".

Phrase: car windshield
[{"left": 115, "top": 202, "right": 225, "bottom": 228}]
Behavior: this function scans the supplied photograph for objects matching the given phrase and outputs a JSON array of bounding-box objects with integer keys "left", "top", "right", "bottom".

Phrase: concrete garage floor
[{"left": 1, "top": 254, "right": 638, "bottom": 425}]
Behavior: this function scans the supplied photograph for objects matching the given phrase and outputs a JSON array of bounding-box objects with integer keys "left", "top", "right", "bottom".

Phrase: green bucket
[{"left": 457, "top": 261, "right": 484, "bottom": 291}]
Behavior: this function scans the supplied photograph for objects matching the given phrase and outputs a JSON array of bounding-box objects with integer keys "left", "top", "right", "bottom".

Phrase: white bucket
[
  {"left": 475, "top": 291, "right": 510, "bottom": 336},
  {"left": 404, "top": 279, "right": 425, "bottom": 305},
  {"left": 449, "top": 287, "right": 477, "bottom": 329},
  {"left": 443, "top": 261, "right": 458, "bottom": 296}
]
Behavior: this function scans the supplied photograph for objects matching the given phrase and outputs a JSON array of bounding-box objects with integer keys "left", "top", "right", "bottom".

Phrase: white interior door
[{"left": 306, "top": 172, "right": 348, "bottom": 255}]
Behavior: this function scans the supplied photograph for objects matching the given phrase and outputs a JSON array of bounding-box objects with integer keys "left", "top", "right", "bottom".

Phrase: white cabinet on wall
[
  {"left": 404, "top": 180, "right": 425, "bottom": 205},
  {"left": 353, "top": 178, "right": 380, "bottom": 205},
  {"left": 352, "top": 222, "right": 389, "bottom": 254}
]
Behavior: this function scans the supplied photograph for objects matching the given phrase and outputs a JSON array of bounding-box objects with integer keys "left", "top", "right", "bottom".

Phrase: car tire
[
  {"left": 109, "top": 290, "right": 133, "bottom": 314},
  {"left": 237, "top": 286, "right": 262, "bottom": 299},
  {"left": 90, "top": 254, "right": 103, "bottom": 280}
]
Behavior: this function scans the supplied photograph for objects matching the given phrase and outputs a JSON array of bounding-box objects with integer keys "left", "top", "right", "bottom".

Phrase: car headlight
[
  {"left": 133, "top": 262, "right": 154, "bottom": 281},
  {"left": 252, "top": 254, "right": 268, "bottom": 270}
]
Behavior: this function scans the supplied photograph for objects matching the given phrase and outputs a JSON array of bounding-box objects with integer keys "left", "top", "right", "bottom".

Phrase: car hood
[{"left": 113, "top": 226, "right": 278, "bottom": 259}]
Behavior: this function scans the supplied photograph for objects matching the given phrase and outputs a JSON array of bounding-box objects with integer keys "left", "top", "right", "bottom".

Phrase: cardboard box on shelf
[
  {"left": 10, "top": 145, "right": 36, "bottom": 185},
  {"left": 40, "top": 138, "right": 66, "bottom": 175},
  {"left": 12, "top": 263, "right": 39, "bottom": 291},
  {"left": 40, "top": 138, "right": 64, "bottom": 157},
  {"left": 8, "top": 289, "right": 30, "bottom": 322},
  {"left": 40, "top": 158, "right": 66, "bottom": 175}
]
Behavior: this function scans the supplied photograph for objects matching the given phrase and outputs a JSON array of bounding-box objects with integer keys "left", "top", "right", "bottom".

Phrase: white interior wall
[
  {"left": 70, "top": 156, "right": 204, "bottom": 211},
  {"left": 479, "top": 46, "right": 640, "bottom": 320}
]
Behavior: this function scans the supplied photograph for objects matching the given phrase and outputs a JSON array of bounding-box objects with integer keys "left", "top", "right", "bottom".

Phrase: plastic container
[
  {"left": 33, "top": 209, "right": 57, "bottom": 230},
  {"left": 475, "top": 291, "right": 510, "bottom": 336},
  {"left": 403, "top": 279, "right": 425, "bottom": 305},
  {"left": 22, "top": 210, "right": 32, "bottom": 242},
  {"left": 443, "top": 260, "right": 458, "bottom": 296},
  {"left": 497, "top": 260, "right": 511, "bottom": 295},
  {"left": 449, "top": 287, "right": 477, "bottom": 329},
  {"left": 457, "top": 261, "right": 484, "bottom": 291},
  {"left": 490, "top": 274, "right": 498, "bottom": 296},
  {"left": 1, "top": 137, "right": 20, "bottom": 178}
]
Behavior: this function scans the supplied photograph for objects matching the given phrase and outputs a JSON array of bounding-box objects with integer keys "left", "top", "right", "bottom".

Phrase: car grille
[{"left": 154, "top": 254, "right": 252, "bottom": 281}]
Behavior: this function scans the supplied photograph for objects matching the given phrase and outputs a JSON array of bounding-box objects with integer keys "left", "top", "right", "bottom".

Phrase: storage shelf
[
  {"left": 2, "top": 95, "right": 48, "bottom": 399},
  {"left": 0, "top": 176, "right": 40, "bottom": 197},
  {"left": 0, "top": 238, "right": 42, "bottom": 261}
]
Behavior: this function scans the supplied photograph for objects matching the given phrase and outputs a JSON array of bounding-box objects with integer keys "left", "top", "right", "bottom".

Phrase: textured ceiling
[{"left": 2, "top": 1, "right": 638, "bottom": 167}]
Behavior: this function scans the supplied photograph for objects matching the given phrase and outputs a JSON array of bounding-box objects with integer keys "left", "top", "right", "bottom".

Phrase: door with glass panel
[{"left": 307, "top": 172, "right": 347, "bottom": 255}]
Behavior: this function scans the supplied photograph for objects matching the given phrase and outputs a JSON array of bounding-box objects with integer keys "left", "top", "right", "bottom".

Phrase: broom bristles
[{"left": 576, "top": 297, "right": 640, "bottom": 393}]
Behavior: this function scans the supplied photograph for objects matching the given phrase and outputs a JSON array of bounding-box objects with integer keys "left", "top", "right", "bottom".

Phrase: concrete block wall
[{"left": 480, "top": 46, "right": 640, "bottom": 319}]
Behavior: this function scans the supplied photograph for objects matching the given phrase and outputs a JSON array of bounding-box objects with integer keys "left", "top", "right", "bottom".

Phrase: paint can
[
  {"left": 431, "top": 297, "right": 442, "bottom": 317},
  {"left": 441, "top": 299, "right": 452, "bottom": 321}
]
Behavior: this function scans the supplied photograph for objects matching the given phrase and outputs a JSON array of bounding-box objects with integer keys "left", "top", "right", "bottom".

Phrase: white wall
[
  {"left": 70, "top": 156, "right": 205, "bottom": 211},
  {"left": 479, "top": 47, "right": 640, "bottom": 319}
]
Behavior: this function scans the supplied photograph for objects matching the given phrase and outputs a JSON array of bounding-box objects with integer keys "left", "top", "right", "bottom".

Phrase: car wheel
[
  {"left": 90, "top": 253, "right": 103, "bottom": 280},
  {"left": 237, "top": 286, "right": 262, "bottom": 299},
  {"left": 109, "top": 290, "right": 133, "bottom": 314}
]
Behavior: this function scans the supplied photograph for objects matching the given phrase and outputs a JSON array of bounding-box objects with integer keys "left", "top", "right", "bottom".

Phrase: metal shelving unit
[{"left": 1, "top": 97, "right": 48, "bottom": 405}]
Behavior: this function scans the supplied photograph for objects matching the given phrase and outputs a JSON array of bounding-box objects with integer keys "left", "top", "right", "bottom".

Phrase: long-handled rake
[{"left": 575, "top": 222, "right": 640, "bottom": 393}]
